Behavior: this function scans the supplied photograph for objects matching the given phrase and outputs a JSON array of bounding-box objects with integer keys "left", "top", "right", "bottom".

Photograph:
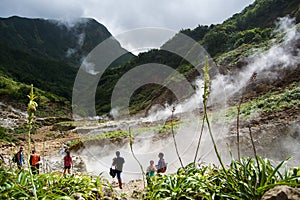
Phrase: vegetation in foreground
[
  {"left": 0, "top": 167, "right": 113, "bottom": 199},
  {"left": 1, "top": 156, "right": 300, "bottom": 199},
  {"left": 145, "top": 157, "right": 300, "bottom": 200}
]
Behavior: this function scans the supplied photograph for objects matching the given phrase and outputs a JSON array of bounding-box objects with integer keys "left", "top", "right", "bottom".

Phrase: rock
[
  {"left": 261, "top": 185, "right": 300, "bottom": 200},
  {"left": 50, "top": 124, "right": 76, "bottom": 132},
  {"left": 89, "top": 188, "right": 101, "bottom": 199},
  {"left": 131, "top": 189, "right": 143, "bottom": 199},
  {"left": 102, "top": 185, "right": 115, "bottom": 198},
  {"left": 71, "top": 193, "right": 85, "bottom": 200}
]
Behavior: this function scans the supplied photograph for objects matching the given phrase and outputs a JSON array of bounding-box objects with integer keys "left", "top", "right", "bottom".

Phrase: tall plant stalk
[
  {"left": 170, "top": 107, "right": 185, "bottom": 169},
  {"left": 199, "top": 58, "right": 226, "bottom": 173},
  {"left": 236, "top": 97, "right": 242, "bottom": 161},
  {"left": 236, "top": 72, "right": 257, "bottom": 161},
  {"left": 193, "top": 111, "right": 205, "bottom": 165},
  {"left": 128, "top": 127, "right": 146, "bottom": 188},
  {"left": 27, "top": 84, "right": 38, "bottom": 200},
  {"left": 248, "top": 126, "right": 260, "bottom": 182}
]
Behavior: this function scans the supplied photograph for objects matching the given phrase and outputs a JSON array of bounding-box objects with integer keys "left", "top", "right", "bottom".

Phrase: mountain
[
  {"left": 0, "top": 16, "right": 111, "bottom": 65},
  {"left": 125, "top": 0, "right": 300, "bottom": 113},
  {"left": 0, "top": 0, "right": 299, "bottom": 117},
  {"left": 0, "top": 16, "right": 133, "bottom": 107}
]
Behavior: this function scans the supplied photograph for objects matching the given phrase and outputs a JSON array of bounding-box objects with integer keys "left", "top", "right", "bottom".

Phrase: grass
[
  {"left": 0, "top": 75, "right": 71, "bottom": 118},
  {"left": 145, "top": 157, "right": 300, "bottom": 199},
  {"left": 0, "top": 126, "right": 17, "bottom": 143},
  {"left": 68, "top": 121, "right": 179, "bottom": 148},
  {"left": 225, "top": 83, "right": 300, "bottom": 120},
  {"left": 0, "top": 167, "right": 112, "bottom": 199}
]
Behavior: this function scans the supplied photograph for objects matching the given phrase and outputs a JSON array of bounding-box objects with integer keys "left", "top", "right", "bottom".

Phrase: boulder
[
  {"left": 261, "top": 185, "right": 300, "bottom": 200},
  {"left": 50, "top": 123, "right": 76, "bottom": 132},
  {"left": 71, "top": 193, "right": 84, "bottom": 200}
]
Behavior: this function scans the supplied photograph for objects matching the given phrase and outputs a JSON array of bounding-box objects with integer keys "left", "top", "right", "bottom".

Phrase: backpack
[
  {"left": 109, "top": 167, "right": 116, "bottom": 178},
  {"left": 12, "top": 153, "right": 17, "bottom": 163},
  {"left": 157, "top": 159, "right": 167, "bottom": 173}
]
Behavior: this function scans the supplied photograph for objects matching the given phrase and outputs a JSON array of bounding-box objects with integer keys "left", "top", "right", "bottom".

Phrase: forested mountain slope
[{"left": 0, "top": 0, "right": 299, "bottom": 115}]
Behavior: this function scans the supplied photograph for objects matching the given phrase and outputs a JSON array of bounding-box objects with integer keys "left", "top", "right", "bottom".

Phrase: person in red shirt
[
  {"left": 30, "top": 150, "right": 40, "bottom": 174},
  {"left": 63, "top": 150, "right": 73, "bottom": 176}
]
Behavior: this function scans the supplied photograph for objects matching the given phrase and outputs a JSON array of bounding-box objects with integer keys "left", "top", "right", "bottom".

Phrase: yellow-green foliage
[
  {"left": 226, "top": 83, "right": 300, "bottom": 120},
  {"left": 145, "top": 157, "right": 300, "bottom": 199},
  {"left": 69, "top": 121, "right": 180, "bottom": 148},
  {"left": 0, "top": 167, "right": 110, "bottom": 199},
  {"left": 0, "top": 75, "right": 70, "bottom": 118}
]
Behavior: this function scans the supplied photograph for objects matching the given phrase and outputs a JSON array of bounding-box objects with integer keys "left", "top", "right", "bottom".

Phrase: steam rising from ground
[
  {"left": 145, "top": 17, "right": 300, "bottom": 122},
  {"left": 78, "top": 112, "right": 230, "bottom": 182},
  {"left": 72, "top": 17, "right": 299, "bottom": 182}
]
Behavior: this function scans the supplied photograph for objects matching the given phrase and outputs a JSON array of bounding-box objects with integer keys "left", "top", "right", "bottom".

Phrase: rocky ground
[
  {"left": 0, "top": 116, "right": 147, "bottom": 199},
  {"left": 0, "top": 78, "right": 299, "bottom": 199}
]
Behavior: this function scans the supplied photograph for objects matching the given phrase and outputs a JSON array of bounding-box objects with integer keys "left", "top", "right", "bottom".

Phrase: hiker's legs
[
  {"left": 63, "top": 167, "right": 67, "bottom": 176},
  {"left": 31, "top": 165, "right": 36, "bottom": 175},
  {"left": 116, "top": 171, "right": 122, "bottom": 189}
]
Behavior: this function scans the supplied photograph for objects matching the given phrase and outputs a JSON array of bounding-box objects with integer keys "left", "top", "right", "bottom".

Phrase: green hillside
[
  {"left": 126, "top": 0, "right": 300, "bottom": 113},
  {"left": 0, "top": 16, "right": 133, "bottom": 113},
  {"left": 0, "top": 0, "right": 299, "bottom": 116},
  {"left": 0, "top": 16, "right": 111, "bottom": 65}
]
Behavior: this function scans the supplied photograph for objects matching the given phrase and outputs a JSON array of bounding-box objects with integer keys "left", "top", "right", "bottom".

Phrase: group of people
[
  {"left": 13, "top": 146, "right": 41, "bottom": 174},
  {"left": 13, "top": 146, "right": 167, "bottom": 188},
  {"left": 146, "top": 152, "right": 167, "bottom": 178},
  {"left": 110, "top": 151, "right": 167, "bottom": 189},
  {"left": 12, "top": 146, "right": 73, "bottom": 176}
]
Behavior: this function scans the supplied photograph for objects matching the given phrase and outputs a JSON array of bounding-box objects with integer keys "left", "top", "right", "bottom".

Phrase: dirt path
[
  {"left": 0, "top": 125, "right": 146, "bottom": 199},
  {"left": 111, "top": 179, "right": 145, "bottom": 199}
]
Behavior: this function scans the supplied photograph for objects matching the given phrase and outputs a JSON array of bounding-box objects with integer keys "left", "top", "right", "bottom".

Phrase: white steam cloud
[
  {"left": 64, "top": 17, "right": 299, "bottom": 182},
  {"left": 146, "top": 16, "right": 300, "bottom": 121},
  {"left": 77, "top": 112, "right": 230, "bottom": 182},
  {"left": 81, "top": 59, "right": 99, "bottom": 75}
]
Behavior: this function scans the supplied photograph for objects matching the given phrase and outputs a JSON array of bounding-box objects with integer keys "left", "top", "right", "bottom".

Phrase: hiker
[
  {"left": 15, "top": 146, "right": 25, "bottom": 169},
  {"left": 0, "top": 153, "right": 4, "bottom": 165},
  {"left": 30, "top": 150, "right": 40, "bottom": 174},
  {"left": 63, "top": 151, "right": 73, "bottom": 176},
  {"left": 146, "top": 160, "right": 156, "bottom": 177},
  {"left": 146, "top": 160, "right": 157, "bottom": 184},
  {"left": 156, "top": 152, "right": 167, "bottom": 173},
  {"left": 112, "top": 151, "right": 125, "bottom": 189}
]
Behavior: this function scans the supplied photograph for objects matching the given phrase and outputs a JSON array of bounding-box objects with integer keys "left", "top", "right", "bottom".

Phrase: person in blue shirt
[
  {"left": 16, "top": 146, "right": 25, "bottom": 169},
  {"left": 156, "top": 152, "right": 167, "bottom": 173}
]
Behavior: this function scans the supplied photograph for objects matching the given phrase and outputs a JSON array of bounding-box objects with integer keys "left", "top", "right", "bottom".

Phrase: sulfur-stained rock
[{"left": 261, "top": 185, "right": 300, "bottom": 200}]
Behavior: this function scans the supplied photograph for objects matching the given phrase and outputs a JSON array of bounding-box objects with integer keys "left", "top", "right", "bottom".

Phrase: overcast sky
[
  {"left": 0, "top": 0, "right": 255, "bottom": 34},
  {"left": 0, "top": 0, "right": 255, "bottom": 53}
]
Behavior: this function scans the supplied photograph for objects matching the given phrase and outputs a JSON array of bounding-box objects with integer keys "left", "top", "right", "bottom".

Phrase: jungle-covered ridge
[
  {"left": 0, "top": 0, "right": 299, "bottom": 115},
  {"left": 0, "top": 0, "right": 300, "bottom": 199}
]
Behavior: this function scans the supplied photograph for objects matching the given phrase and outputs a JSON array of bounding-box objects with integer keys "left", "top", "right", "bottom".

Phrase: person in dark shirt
[
  {"left": 112, "top": 151, "right": 125, "bottom": 189},
  {"left": 16, "top": 146, "right": 25, "bottom": 170}
]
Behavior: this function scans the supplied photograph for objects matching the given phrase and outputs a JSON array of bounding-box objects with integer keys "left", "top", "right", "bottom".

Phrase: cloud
[
  {"left": 0, "top": 0, "right": 254, "bottom": 36},
  {"left": 0, "top": 0, "right": 84, "bottom": 20},
  {"left": 0, "top": 0, "right": 254, "bottom": 55}
]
